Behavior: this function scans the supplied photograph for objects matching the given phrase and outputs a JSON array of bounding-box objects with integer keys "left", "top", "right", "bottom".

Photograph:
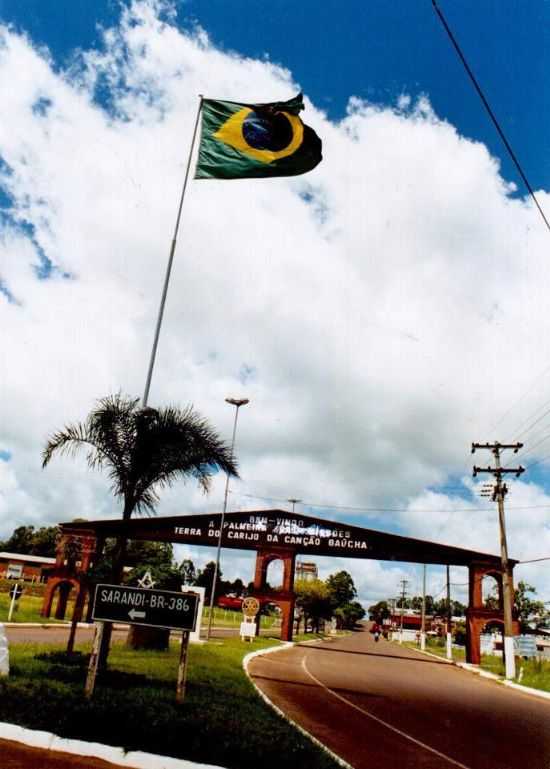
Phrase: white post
[
  {"left": 186, "top": 586, "right": 205, "bottom": 643},
  {"left": 0, "top": 624, "right": 9, "bottom": 676},
  {"left": 421, "top": 564, "right": 426, "bottom": 651},
  {"left": 7, "top": 590, "right": 17, "bottom": 622}
]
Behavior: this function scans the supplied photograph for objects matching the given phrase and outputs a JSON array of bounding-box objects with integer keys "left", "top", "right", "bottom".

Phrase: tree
[
  {"left": 1, "top": 525, "right": 35, "bottom": 554},
  {"left": 42, "top": 394, "right": 237, "bottom": 575},
  {"left": 326, "top": 571, "right": 357, "bottom": 610},
  {"left": 295, "top": 579, "right": 332, "bottom": 633},
  {"left": 0, "top": 524, "right": 59, "bottom": 557},
  {"left": 196, "top": 561, "right": 223, "bottom": 603},
  {"left": 43, "top": 393, "right": 238, "bottom": 663},
  {"left": 369, "top": 600, "right": 390, "bottom": 624},
  {"left": 335, "top": 601, "right": 366, "bottom": 629},
  {"left": 514, "top": 581, "right": 547, "bottom": 632}
]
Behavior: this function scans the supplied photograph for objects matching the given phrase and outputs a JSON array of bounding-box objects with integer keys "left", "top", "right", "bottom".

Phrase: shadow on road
[
  {"left": 296, "top": 643, "right": 450, "bottom": 666},
  {"left": 250, "top": 671, "right": 385, "bottom": 700}
]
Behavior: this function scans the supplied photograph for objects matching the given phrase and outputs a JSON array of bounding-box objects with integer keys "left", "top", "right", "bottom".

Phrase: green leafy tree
[
  {"left": 295, "top": 579, "right": 332, "bottom": 633},
  {"left": 0, "top": 525, "right": 60, "bottom": 557},
  {"left": 2, "top": 526, "right": 36, "bottom": 554},
  {"left": 42, "top": 393, "right": 237, "bottom": 663},
  {"left": 335, "top": 601, "right": 366, "bottom": 629},
  {"left": 369, "top": 600, "right": 391, "bottom": 623},
  {"left": 514, "top": 581, "right": 547, "bottom": 631},
  {"left": 196, "top": 561, "right": 223, "bottom": 603},
  {"left": 326, "top": 571, "right": 357, "bottom": 610},
  {"left": 42, "top": 394, "right": 238, "bottom": 578}
]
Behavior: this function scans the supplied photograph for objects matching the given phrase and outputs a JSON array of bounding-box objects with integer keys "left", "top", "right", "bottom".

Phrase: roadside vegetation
[
  {"left": 0, "top": 591, "right": 63, "bottom": 624},
  {"left": 0, "top": 637, "right": 340, "bottom": 769},
  {"left": 402, "top": 636, "right": 550, "bottom": 691}
]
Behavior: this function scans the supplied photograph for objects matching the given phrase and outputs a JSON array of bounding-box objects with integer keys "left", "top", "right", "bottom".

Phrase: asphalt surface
[
  {"left": 4, "top": 622, "right": 268, "bottom": 645},
  {"left": 248, "top": 628, "right": 550, "bottom": 769}
]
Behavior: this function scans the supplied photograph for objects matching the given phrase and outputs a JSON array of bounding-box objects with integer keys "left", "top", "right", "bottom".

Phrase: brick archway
[
  {"left": 252, "top": 548, "right": 296, "bottom": 641},
  {"left": 466, "top": 561, "right": 519, "bottom": 664},
  {"left": 41, "top": 531, "right": 98, "bottom": 622}
]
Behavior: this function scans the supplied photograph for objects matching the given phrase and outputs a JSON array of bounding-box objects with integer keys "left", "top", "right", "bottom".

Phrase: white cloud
[{"left": 1, "top": 1, "right": 549, "bottom": 606}]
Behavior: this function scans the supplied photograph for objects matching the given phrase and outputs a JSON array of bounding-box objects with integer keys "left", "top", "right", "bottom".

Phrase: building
[
  {"left": 295, "top": 561, "right": 318, "bottom": 582},
  {"left": 0, "top": 552, "right": 56, "bottom": 582}
]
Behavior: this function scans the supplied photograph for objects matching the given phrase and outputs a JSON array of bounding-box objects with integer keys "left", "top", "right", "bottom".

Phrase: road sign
[
  {"left": 92, "top": 584, "right": 199, "bottom": 631},
  {"left": 242, "top": 596, "right": 260, "bottom": 617},
  {"left": 9, "top": 585, "right": 23, "bottom": 601},
  {"left": 514, "top": 634, "right": 537, "bottom": 658}
]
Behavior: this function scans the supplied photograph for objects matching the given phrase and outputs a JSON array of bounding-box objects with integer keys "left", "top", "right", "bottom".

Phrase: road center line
[{"left": 301, "top": 654, "right": 472, "bottom": 769}]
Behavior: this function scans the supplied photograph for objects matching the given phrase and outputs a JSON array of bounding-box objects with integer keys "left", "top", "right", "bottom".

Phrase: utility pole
[
  {"left": 399, "top": 579, "right": 409, "bottom": 644},
  {"left": 446, "top": 565, "right": 452, "bottom": 660},
  {"left": 421, "top": 565, "right": 427, "bottom": 651},
  {"left": 472, "top": 441, "right": 524, "bottom": 679}
]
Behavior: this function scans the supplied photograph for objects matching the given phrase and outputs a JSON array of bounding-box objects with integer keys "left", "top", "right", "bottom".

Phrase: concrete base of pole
[
  {"left": 420, "top": 631, "right": 426, "bottom": 651},
  {"left": 504, "top": 636, "right": 516, "bottom": 680},
  {"left": 446, "top": 632, "right": 452, "bottom": 660}
]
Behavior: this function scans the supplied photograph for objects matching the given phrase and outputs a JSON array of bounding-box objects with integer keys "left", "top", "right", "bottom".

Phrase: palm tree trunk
[{"left": 97, "top": 506, "right": 132, "bottom": 670}]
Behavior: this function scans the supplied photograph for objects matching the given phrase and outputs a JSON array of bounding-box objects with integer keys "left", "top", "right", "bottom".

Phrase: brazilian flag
[{"left": 194, "top": 93, "right": 322, "bottom": 180}]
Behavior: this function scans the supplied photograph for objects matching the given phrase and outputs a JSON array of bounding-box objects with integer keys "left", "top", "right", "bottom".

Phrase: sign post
[
  {"left": 176, "top": 631, "right": 190, "bottom": 704},
  {"left": 0, "top": 624, "right": 9, "bottom": 676},
  {"left": 86, "top": 584, "right": 199, "bottom": 701},
  {"left": 240, "top": 596, "right": 260, "bottom": 642},
  {"left": 84, "top": 621, "right": 104, "bottom": 699},
  {"left": 7, "top": 584, "right": 23, "bottom": 622}
]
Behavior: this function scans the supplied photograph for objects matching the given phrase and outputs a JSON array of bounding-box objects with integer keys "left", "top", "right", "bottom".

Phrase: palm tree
[
  {"left": 43, "top": 393, "right": 239, "bottom": 657},
  {"left": 43, "top": 393, "right": 238, "bottom": 523}
]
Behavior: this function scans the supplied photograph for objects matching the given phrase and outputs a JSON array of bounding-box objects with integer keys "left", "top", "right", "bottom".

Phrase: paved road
[
  {"left": 248, "top": 628, "right": 550, "bottom": 769},
  {"left": 4, "top": 622, "right": 272, "bottom": 645}
]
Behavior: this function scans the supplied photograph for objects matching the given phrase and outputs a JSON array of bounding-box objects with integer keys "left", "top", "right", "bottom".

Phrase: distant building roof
[{"left": 0, "top": 552, "right": 56, "bottom": 565}]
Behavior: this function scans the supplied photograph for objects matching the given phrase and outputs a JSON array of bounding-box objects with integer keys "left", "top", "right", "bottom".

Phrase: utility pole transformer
[{"left": 472, "top": 441, "right": 524, "bottom": 680}]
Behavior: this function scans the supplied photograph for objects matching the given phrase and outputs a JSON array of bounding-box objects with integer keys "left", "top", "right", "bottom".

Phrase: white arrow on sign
[{"left": 128, "top": 609, "right": 146, "bottom": 620}]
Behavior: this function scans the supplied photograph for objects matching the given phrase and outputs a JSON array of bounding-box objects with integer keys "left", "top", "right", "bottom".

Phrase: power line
[
  {"left": 486, "top": 361, "right": 550, "bottom": 436},
  {"left": 231, "top": 490, "right": 550, "bottom": 514},
  {"left": 518, "top": 556, "right": 550, "bottom": 564},
  {"left": 432, "top": 0, "right": 550, "bottom": 235}
]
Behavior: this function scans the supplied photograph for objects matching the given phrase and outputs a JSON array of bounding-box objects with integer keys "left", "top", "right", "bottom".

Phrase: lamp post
[
  {"left": 287, "top": 498, "right": 301, "bottom": 514},
  {"left": 206, "top": 397, "right": 249, "bottom": 641}
]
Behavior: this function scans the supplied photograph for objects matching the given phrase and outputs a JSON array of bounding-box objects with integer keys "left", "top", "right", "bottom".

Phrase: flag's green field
[{"left": 0, "top": 638, "right": 339, "bottom": 769}]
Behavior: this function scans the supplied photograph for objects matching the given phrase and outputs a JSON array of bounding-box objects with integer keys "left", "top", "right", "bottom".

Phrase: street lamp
[
  {"left": 287, "top": 498, "right": 301, "bottom": 514},
  {"left": 206, "top": 397, "right": 249, "bottom": 641}
]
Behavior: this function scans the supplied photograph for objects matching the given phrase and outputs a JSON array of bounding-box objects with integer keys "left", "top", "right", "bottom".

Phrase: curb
[
  {"left": 401, "top": 643, "right": 550, "bottom": 702},
  {"left": 456, "top": 662, "right": 550, "bottom": 702},
  {"left": 4, "top": 622, "right": 90, "bottom": 628},
  {"left": 0, "top": 721, "right": 227, "bottom": 769},
  {"left": 243, "top": 641, "right": 354, "bottom": 769}
]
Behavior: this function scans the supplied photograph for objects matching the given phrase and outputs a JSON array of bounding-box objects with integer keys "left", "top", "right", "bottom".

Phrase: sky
[{"left": 0, "top": 0, "right": 550, "bottom": 608}]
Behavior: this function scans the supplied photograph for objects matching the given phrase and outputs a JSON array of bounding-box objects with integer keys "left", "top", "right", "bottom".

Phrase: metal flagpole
[{"left": 142, "top": 95, "right": 204, "bottom": 407}]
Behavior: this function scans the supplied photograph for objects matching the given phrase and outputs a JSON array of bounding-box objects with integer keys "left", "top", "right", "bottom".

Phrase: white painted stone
[
  {"left": 0, "top": 722, "right": 28, "bottom": 743},
  {"left": 0, "top": 623, "right": 9, "bottom": 676},
  {"left": 121, "top": 750, "right": 225, "bottom": 768},
  {"left": 184, "top": 586, "right": 205, "bottom": 644},
  {"left": 50, "top": 736, "right": 126, "bottom": 763}
]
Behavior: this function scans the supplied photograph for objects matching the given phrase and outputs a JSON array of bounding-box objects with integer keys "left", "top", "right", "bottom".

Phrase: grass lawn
[
  {"left": 401, "top": 638, "right": 550, "bottom": 689},
  {"left": 0, "top": 637, "right": 339, "bottom": 769},
  {"left": 0, "top": 592, "right": 65, "bottom": 623},
  {"left": 204, "top": 607, "right": 279, "bottom": 629},
  {"left": 517, "top": 658, "right": 550, "bottom": 691}
]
